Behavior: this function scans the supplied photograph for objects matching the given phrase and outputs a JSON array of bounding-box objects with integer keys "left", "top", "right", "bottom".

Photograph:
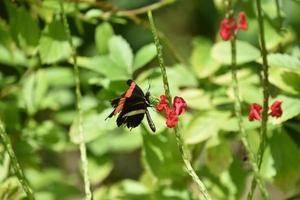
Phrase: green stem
[
  {"left": 60, "top": 2, "right": 92, "bottom": 200},
  {"left": 148, "top": 11, "right": 211, "bottom": 200},
  {"left": 0, "top": 119, "right": 35, "bottom": 200},
  {"left": 275, "top": 0, "right": 282, "bottom": 21},
  {"left": 248, "top": 0, "right": 271, "bottom": 199}
]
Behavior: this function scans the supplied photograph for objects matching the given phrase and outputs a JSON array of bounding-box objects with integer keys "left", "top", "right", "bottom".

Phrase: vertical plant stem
[
  {"left": 225, "top": 1, "right": 269, "bottom": 199},
  {"left": 60, "top": 2, "right": 92, "bottom": 200},
  {"left": 248, "top": 0, "right": 271, "bottom": 199},
  {"left": 148, "top": 11, "right": 211, "bottom": 200},
  {"left": 0, "top": 119, "right": 35, "bottom": 200},
  {"left": 275, "top": 0, "right": 282, "bottom": 21}
]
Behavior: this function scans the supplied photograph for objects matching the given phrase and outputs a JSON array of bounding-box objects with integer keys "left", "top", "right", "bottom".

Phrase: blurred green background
[{"left": 1, "top": 0, "right": 300, "bottom": 199}]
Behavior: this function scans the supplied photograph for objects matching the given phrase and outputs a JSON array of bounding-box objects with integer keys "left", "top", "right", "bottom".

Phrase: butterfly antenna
[{"left": 147, "top": 78, "right": 151, "bottom": 93}]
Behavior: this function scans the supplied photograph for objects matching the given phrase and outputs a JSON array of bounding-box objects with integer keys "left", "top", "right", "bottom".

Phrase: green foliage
[{"left": 1, "top": 0, "right": 300, "bottom": 200}]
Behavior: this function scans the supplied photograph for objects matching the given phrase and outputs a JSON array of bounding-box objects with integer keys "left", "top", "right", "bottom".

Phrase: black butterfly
[{"left": 106, "top": 80, "right": 156, "bottom": 132}]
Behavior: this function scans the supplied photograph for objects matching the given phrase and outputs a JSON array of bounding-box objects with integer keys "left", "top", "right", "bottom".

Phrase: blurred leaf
[
  {"left": 167, "top": 64, "right": 198, "bottom": 88},
  {"left": 229, "top": 158, "right": 248, "bottom": 199},
  {"left": 0, "top": 44, "right": 28, "bottom": 67},
  {"left": 206, "top": 140, "right": 233, "bottom": 175},
  {"left": 191, "top": 37, "right": 221, "bottom": 78},
  {"left": 88, "top": 156, "right": 113, "bottom": 185},
  {"left": 133, "top": 43, "right": 157, "bottom": 71},
  {"left": 43, "top": 67, "right": 74, "bottom": 87},
  {"left": 184, "top": 111, "right": 230, "bottom": 144},
  {"left": 39, "top": 20, "right": 71, "bottom": 64},
  {"left": 142, "top": 130, "right": 185, "bottom": 180},
  {"left": 180, "top": 89, "right": 213, "bottom": 110},
  {"left": 0, "top": 177, "right": 24, "bottom": 200},
  {"left": 109, "top": 36, "right": 133, "bottom": 75},
  {"left": 269, "top": 67, "right": 300, "bottom": 94},
  {"left": 88, "top": 127, "right": 142, "bottom": 155},
  {"left": 70, "top": 109, "right": 115, "bottom": 144},
  {"left": 270, "top": 131, "right": 300, "bottom": 193},
  {"left": 6, "top": 2, "right": 40, "bottom": 54},
  {"left": 264, "top": 53, "right": 300, "bottom": 71},
  {"left": 264, "top": 22, "right": 295, "bottom": 50},
  {"left": 21, "top": 70, "right": 48, "bottom": 115},
  {"left": 211, "top": 40, "right": 260, "bottom": 65},
  {"left": 95, "top": 22, "right": 114, "bottom": 55},
  {"left": 76, "top": 56, "right": 130, "bottom": 80}
]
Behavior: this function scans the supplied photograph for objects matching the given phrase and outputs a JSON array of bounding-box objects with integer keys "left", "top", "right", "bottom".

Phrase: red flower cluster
[
  {"left": 220, "top": 12, "right": 248, "bottom": 41},
  {"left": 249, "top": 100, "right": 283, "bottom": 121},
  {"left": 156, "top": 95, "right": 187, "bottom": 128}
]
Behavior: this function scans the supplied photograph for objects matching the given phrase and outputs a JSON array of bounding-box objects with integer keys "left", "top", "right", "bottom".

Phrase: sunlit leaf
[
  {"left": 211, "top": 40, "right": 260, "bottom": 65},
  {"left": 95, "top": 22, "right": 114, "bottom": 55},
  {"left": 133, "top": 43, "right": 157, "bottom": 71}
]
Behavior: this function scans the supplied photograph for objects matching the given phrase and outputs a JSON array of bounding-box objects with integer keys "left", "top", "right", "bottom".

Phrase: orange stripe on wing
[
  {"left": 113, "top": 82, "right": 136, "bottom": 115},
  {"left": 114, "top": 98, "right": 126, "bottom": 115},
  {"left": 125, "top": 82, "right": 136, "bottom": 98}
]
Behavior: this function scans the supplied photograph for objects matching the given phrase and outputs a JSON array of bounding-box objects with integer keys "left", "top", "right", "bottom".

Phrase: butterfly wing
[{"left": 116, "top": 94, "right": 147, "bottom": 128}]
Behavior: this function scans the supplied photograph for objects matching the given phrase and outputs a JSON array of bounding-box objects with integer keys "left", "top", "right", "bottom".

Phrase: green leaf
[
  {"left": 206, "top": 140, "right": 233, "bottom": 175},
  {"left": 184, "top": 111, "right": 230, "bottom": 144},
  {"left": 76, "top": 56, "right": 130, "bottom": 80},
  {"left": 21, "top": 70, "right": 48, "bottom": 115},
  {"left": 88, "top": 156, "right": 113, "bottom": 185},
  {"left": 191, "top": 37, "right": 221, "bottom": 78},
  {"left": 264, "top": 53, "right": 300, "bottom": 71},
  {"left": 70, "top": 109, "right": 115, "bottom": 144},
  {"left": 0, "top": 44, "right": 28, "bottom": 67},
  {"left": 109, "top": 36, "right": 133, "bottom": 74},
  {"left": 269, "top": 67, "right": 300, "bottom": 94},
  {"left": 6, "top": 2, "right": 40, "bottom": 54},
  {"left": 211, "top": 40, "right": 260, "bottom": 65},
  {"left": 95, "top": 22, "right": 114, "bottom": 55},
  {"left": 270, "top": 131, "right": 300, "bottom": 192},
  {"left": 167, "top": 64, "right": 198, "bottom": 88},
  {"left": 88, "top": 128, "right": 142, "bottom": 155},
  {"left": 133, "top": 43, "right": 156, "bottom": 71},
  {"left": 39, "top": 20, "right": 71, "bottom": 64},
  {"left": 142, "top": 131, "right": 185, "bottom": 180}
]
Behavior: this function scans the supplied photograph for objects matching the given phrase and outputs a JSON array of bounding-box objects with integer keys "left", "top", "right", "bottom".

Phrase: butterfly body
[{"left": 107, "top": 80, "right": 156, "bottom": 132}]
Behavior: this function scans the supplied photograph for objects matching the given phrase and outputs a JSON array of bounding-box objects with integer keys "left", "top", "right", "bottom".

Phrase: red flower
[
  {"left": 173, "top": 96, "right": 187, "bottom": 115},
  {"left": 156, "top": 95, "right": 168, "bottom": 112},
  {"left": 249, "top": 103, "right": 262, "bottom": 121},
  {"left": 166, "top": 107, "right": 178, "bottom": 128},
  {"left": 269, "top": 100, "right": 282, "bottom": 118},
  {"left": 220, "top": 18, "right": 235, "bottom": 41},
  {"left": 156, "top": 95, "right": 187, "bottom": 128},
  {"left": 237, "top": 12, "right": 248, "bottom": 30},
  {"left": 219, "top": 11, "right": 248, "bottom": 41}
]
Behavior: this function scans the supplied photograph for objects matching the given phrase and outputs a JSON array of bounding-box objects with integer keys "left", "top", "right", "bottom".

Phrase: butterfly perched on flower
[{"left": 106, "top": 80, "right": 156, "bottom": 132}]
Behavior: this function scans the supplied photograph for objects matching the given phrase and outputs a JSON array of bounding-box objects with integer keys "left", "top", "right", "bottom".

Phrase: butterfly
[{"left": 106, "top": 79, "right": 156, "bottom": 132}]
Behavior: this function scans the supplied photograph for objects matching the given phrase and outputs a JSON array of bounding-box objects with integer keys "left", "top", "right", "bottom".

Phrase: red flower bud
[
  {"left": 156, "top": 95, "right": 168, "bottom": 112},
  {"left": 249, "top": 103, "right": 262, "bottom": 121},
  {"left": 165, "top": 107, "right": 178, "bottom": 128},
  {"left": 237, "top": 12, "right": 248, "bottom": 30},
  {"left": 220, "top": 18, "right": 234, "bottom": 41},
  {"left": 173, "top": 96, "right": 187, "bottom": 115},
  {"left": 269, "top": 100, "right": 283, "bottom": 118}
]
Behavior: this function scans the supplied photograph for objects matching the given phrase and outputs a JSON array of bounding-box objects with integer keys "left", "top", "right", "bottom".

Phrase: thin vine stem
[
  {"left": 0, "top": 119, "right": 35, "bottom": 200},
  {"left": 248, "top": 0, "right": 271, "bottom": 199},
  {"left": 59, "top": 2, "right": 92, "bottom": 200},
  {"left": 148, "top": 11, "right": 211, "bottom": 200},
  {"left": 224, "top": 1, "right": 269, "bottom": 199}
]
